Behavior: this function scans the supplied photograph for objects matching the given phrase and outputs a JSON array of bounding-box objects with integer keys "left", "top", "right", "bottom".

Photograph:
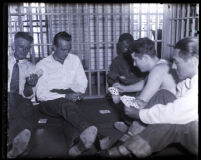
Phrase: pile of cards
[
  {"left": 120, "top": 95, "right": 141, "bottom": 109},
  {"left": 108, "top": 87, "right": 119, "bottom": 96}
]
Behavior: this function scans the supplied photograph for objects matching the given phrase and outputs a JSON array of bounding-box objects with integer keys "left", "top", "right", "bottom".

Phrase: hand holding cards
[
  {"left": 120, "top": 95, "right": 143, "bottom": 109},
  {"left": 108, "top": 87, "right": 120, "bottom": 104},
  {"left": 108, "top": 87, "right": 119, "bottom": 96}
]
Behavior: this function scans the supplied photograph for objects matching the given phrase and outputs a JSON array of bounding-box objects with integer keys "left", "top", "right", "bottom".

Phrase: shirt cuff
[{"left": 139, "top": 109, "right": 150, "bottom": 124}]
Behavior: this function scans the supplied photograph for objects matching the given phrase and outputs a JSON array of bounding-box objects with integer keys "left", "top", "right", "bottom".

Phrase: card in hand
[
  {"left": 108, "top": 87, "right": 119, "bottom": 96},
  {"left": 120, "top": 95, "right": 141, "bottom": 109}
]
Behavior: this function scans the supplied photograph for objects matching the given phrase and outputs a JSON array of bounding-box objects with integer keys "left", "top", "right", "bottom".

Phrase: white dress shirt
[
  {"left": 8, "top": 55, "right": 36, "bottom": 99},
  {"left": 36, "top": 53, "right": 88, "bottom": 101},
  {"left": 139, "top": 73, "right": 198, "bottom": 124}
]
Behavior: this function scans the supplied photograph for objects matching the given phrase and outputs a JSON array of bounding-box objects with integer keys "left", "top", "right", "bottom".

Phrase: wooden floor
[{"left": 19, "top": 98, "right": 196, "bottom": 159}]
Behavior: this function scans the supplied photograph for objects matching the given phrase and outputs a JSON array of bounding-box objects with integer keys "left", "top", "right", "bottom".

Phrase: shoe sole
[{"left": 7, "top": 129, "right": 31, "bottom": 158}]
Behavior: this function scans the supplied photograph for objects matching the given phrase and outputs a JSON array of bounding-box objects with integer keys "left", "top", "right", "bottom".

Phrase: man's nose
[{"left": 172, "top": 62, "right": 177, "bottom": 69}]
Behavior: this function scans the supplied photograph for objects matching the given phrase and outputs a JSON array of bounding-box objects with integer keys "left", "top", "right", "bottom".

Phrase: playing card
[
  {"left": 99, "top": 109, "right": 111, "bottom": 114},
  {"left": 108, "top": 87, "right": 119, "bottom": 96},
  {"left": 38, "top": 118, "right": 48, "bottom": 124},
  {"left": 120, "top": 95, "right": 141, "bottom": 109}
]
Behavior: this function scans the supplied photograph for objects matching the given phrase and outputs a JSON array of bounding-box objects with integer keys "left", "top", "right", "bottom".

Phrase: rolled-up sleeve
[
  {"left": 139, "top": 86, "right": 198, "bottom": 124},
  {"left": 71, "top": 57, "right": 88, "bottom": 93}
]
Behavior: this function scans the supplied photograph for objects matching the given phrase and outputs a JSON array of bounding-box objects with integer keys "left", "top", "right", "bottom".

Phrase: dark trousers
[
  {"left": 38, "top": 98, "right": 92, "bottom": 132},
  {"left": 8, "top": 93, "right": 36, "bottom": 143},
  {"left": 138, "top": 89, "right": 198, "bottom": 154}
]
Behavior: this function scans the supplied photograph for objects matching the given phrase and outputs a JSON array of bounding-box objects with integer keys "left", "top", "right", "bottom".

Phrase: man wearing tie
[{"left": 7, "top": 32, "right": 38, "bottom": 158}]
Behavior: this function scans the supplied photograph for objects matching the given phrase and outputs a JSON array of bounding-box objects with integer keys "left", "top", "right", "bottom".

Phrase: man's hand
[
  {"left": 26, "top": 74, "right": 38, "bottom": 87},
  {"left": 124, "top": 106, "right": 140, "bottom": 120},
  {"left": 65, "top": 92, "right": 83, "bottom": 103},
  {"left": 113, "top": 83, "right": 127, "bottom": 93},
  {"left": 135, "top": 98, "right": 147, "bottom": 109}
]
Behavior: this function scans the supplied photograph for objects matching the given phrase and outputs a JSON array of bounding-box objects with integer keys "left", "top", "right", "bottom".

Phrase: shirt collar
[
  {"left": 185, "top": 73, "right": 198, "bottom": 89},
  {"left": 10, "top": 55, "right": 27, "bottom": 64},
  {"left": 51, "top": 53, "right": 71, "bottom": 64}
]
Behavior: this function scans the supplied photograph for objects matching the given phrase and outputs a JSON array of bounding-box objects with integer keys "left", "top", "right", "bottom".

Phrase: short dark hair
[
  {"left": 118, "top": 33, "right": 134, "bottom": 43},
  {"left": 14, "top": 32, "right": 33, "bottom": 43},
  {"left": 133, "top": 37, "right": 156, "bottom": 58},
  {"left": 53, "top": 31, "right": 72, "bottom": 46},
  {"left": 174, "top": 37, "right": 199, "bottom": 61}
]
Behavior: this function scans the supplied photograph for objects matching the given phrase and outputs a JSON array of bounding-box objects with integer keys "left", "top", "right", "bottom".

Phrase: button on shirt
[
  {"left": 8, "top": 56, "right": 36, "bottom": 99},
  {"left": 139, "top": 73, "right": 198, "bottom": 124},
  {"left": 36, "top": 53, "right": 88, "bottom": 101}
]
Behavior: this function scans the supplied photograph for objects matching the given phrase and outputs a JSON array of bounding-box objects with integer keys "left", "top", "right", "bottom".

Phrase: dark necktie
[{"left": 10, "top": 60, "right": 19, "bottom": 93}]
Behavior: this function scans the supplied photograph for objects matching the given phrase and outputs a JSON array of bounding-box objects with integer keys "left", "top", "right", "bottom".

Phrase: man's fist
[
  {"left": 65, "top": 92, "right": 83, "bottom": 103},
  {"left": 26, "top": 74, "right": 38, "bottom": 87}
]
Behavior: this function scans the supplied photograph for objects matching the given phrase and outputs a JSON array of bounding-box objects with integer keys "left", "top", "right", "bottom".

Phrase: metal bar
[
  {"left": 147, "top": 3, "right": 150, "bottom": 38},
  {"left": 18, "top": 4, "right": 23, "bottom": 31},
  {"left": 10, "top": 12, "right": 164, "bottom": 16},
  {"left": 181, "top": 4, "right": 185, "bottom": 39},
  {"left": 139, "top": 4, "right": 142, "bottom": 38},
  {"left": 49, "top": 5, "right": 53, "bottom": 48},
  {"left": 186, "top": 5, "right": 190, "bottom": 37},
  {"left": 191, "top": 18, "right": 196, "bottom": 37},
  {"left": 112, "top": 4, "right": 117, "bottom": 59},
  {"left": 121, "top": 4, "right": 125, "bottom": 33},
  {"left": 88, "top": 72, "right": 92, "bottom": 96},
  {"left": 170, "top": 16, "right": 199, "bottom": 20},
  {"left": 28, "top": 4, "right": 36, "bottom": 64},
  {"left": 8, "top": 6, "right": 13, "bottom": 56},
  {"left": 104, "top": 6, "right": 109, "bottom": 93},
  {"left": 105, "top": 71, "right": 108, "bottom": 93},
  {"left": 97, "top": 71, "right": 100, "bottom": 96},
  {"left": 176, "top": 4, "right": 180, "bottom": 43},
  {"left": 77, "top": 4, "right": 81, "bottom": 59},
  {"left": 95, "top": 5, "right": 100, "bottom": 70},
  {"left": 39, "top": 5, "right": 44, "bottom": 58},
  {"left": 35, "top": 7, "right": 40, "bottom": 59},
  {"left": 154, "top": 4, "right": 158, "bottom": 56}
]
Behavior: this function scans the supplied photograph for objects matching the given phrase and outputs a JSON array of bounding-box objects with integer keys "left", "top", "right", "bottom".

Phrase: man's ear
[
  {"left": 52, "top": 45, "right": 56, "bottom": 52},
  {"left": 142, "top": 54, "right": 150, "bottom": 61},
  {"left": 11, "top": 42, "right": 15, "bottom": 51},
  {"left": 191, "top": 56, "right": 199, "bottom": 66}
]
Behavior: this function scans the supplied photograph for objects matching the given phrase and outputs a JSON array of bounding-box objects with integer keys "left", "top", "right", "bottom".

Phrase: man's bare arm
[
  {"left": 113, "top": 79, "right": 145, "bottom": 93},
  {"left": 138, "top": 64, "right": 167, "bottom": 102}
]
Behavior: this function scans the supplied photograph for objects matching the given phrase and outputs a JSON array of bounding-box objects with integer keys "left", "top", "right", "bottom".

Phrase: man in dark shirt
[
  {"left": 107, "top": 33, "right": 147, "bottom": 126},
  {"left": 107, "top": 33, "right": 147, "bottom": 88}
]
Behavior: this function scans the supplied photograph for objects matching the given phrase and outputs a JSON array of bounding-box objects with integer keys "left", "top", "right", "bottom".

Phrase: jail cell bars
[
  {"left": 8, "top": 3, "right": 164, "bottom": 98},
  {"left": 162, "top": 3, "right": 199, "bottom": 60}
]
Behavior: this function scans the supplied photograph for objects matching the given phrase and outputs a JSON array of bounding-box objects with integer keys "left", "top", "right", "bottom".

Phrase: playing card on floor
[{"left": 108, "top": 87, "right": 119, "bottom": 96}]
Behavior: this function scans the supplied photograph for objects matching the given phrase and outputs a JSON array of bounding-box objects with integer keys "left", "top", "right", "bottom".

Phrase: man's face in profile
[{"left": 172, "top": 49, "right": 195, "bottom": 80}]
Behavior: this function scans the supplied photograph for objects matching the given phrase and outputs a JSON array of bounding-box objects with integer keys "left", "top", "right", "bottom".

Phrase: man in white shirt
[
  {"left": 35, "top": 32, "right": 100, "bottom": 156},
  {"left": 7, "top": 32, "right": 39, "bottom": 158},
  {"left": 109, "top": 37, "right": 198, "bottom": 158}
]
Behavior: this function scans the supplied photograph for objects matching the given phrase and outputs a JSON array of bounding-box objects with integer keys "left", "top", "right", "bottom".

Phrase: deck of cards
[
  {"left": 120, "top": 95, "right": 141, "bottom": 109},
  {"left": 108, "top": 87, "right": 119, "bottom": 96}
]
